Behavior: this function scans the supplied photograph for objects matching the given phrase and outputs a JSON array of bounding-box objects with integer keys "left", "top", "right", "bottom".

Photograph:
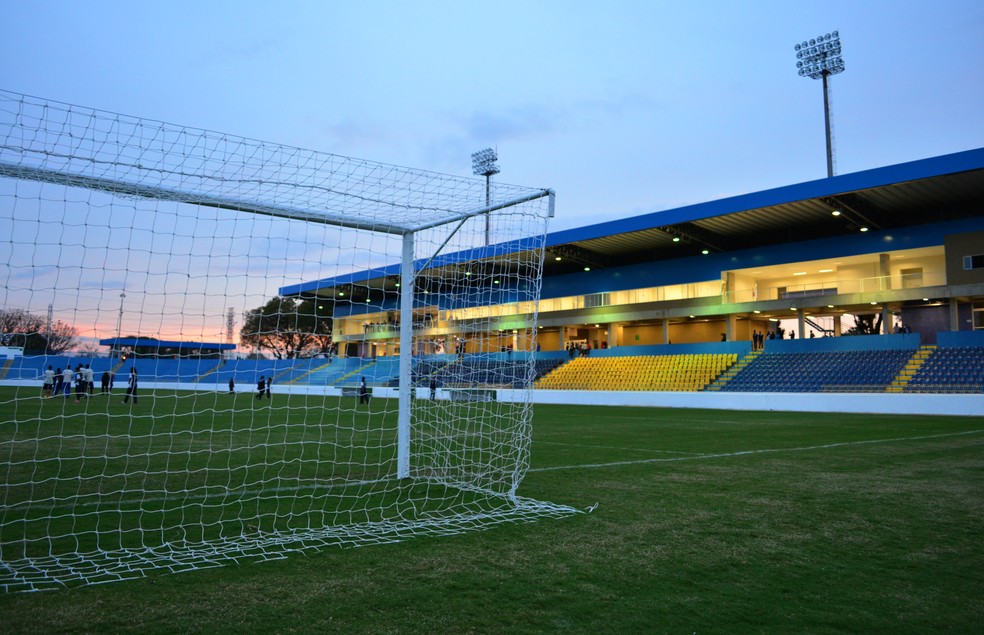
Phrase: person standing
[
  {"left": 42, "top": 365, "right": 55, "bottom": 398},
  {"left": 256, "top": 376, "right": 266, "bottom": 401},
  {"left": 101, "top": 370, "right": 111, "bottom": 394},
  {"left": 265, "top": 376, "right": 272, "bottom": 399},
  {"left": 359, "top": 377, "right": 370, "bottom": 405},
  {"left": 85, "top": 364, "right": 95, "bottom": 396},
  {"left": 122, "top": 367, "right": 138, "bottom": 404},
  {"left": 53, "top": 367, "right": 64, "bottom": 397},
  {"left": 229, "top": 376, "right": 235, "bottom": 394},
  {"left": 62, "top": 366, "right": 74, "bottom": 400},
  {"left": 74, "top": 364, "right": 86, "bottom": 402},
  {"left": 429, "top": 377, "right": 437, "bottom": 400}
]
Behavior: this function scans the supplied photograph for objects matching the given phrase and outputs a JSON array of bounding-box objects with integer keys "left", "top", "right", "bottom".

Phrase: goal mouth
[{"left": 0, "top": 90, "right": 569, "bottom": 592}]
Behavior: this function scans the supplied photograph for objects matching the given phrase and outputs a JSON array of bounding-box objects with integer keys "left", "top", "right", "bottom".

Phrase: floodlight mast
[
  {"left": 795, "top": 31, "right": 845, "bottom": 178},
  {"left": 471, "top": 147, "right": 500, "bottom": 244}
]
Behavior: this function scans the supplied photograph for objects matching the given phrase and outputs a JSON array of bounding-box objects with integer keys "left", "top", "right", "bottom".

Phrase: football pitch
[{"left": 1, "top": 389, "right": 982, "bottom": 633}]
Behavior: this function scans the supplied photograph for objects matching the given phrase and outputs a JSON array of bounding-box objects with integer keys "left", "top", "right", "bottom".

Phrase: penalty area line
[{"left": 529, "top": 428, "right": 984, "bottom": 473}]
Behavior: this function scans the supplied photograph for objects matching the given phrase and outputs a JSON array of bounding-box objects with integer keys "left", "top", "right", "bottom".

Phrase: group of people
[
  {"left": 566, "top": 342, "right": 591, "bottom": 359},
  {"left": 40, "top": 364, "right": 138, "bottom": 404}
]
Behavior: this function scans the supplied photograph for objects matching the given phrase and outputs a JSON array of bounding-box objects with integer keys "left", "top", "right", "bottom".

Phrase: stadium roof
[
  {"left": 281, "top": 147, "right": 984, "bottom": 297},
  {"left": 99, "top": 338, "right": 236, "bottom": 351}
]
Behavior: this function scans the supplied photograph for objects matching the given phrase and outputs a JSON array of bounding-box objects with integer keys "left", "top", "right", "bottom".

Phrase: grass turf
[{"left": 1, "top": 389, "right": 982, "bottom": 633}]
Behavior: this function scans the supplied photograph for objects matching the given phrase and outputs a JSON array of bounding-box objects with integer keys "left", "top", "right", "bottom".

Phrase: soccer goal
[{"left": 0, "top": 90, "right": 578, "bottom": 592}]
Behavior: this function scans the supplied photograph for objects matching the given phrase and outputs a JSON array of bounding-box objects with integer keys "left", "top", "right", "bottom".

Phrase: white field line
[
  {"left": 529, "top": 429, "right": 984, "bottom": 473},
  {"left": 536, "top": 440, "right": 703, "bottom": 456}
]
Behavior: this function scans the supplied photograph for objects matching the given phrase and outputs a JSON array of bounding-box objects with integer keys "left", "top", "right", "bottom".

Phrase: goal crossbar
[{"left": 0, "top": 161, "right": 552, "bottom": 235}]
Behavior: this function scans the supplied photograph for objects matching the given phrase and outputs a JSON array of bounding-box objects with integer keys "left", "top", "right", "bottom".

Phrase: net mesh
[{"left": 0, "top": 90, "right": 577, "bottom": 592}]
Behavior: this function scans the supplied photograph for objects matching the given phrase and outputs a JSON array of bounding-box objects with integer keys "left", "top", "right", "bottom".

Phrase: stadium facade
[{"left": 282, "top": 148, "right": 984, "bottom": 358}]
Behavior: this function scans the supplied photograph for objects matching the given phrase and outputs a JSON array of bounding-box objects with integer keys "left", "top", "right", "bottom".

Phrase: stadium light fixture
[
  {"left": 472, "top": 147, "right": 500, "bottom": 244},
  {"left": 115, "top": 291, "right": 126, "bottom": 356},
  {"left": 795, "top": 31, "right": 844, "bottom": 178}
]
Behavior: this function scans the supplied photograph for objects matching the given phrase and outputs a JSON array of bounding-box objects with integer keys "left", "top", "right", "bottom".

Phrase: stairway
[
  {"left": 705, "top": 350, "right": 761, "bottom": 391},
  {"left": 886, "top": 345, "right": 936, "bottom": 393}
]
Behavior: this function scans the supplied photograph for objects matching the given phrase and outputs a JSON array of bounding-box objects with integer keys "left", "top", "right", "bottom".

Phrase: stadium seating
[
  {"left": 416, "top": 357, "right": 565, "bottom": 388},
  {"left": 536, "top": 354, "right": 736, "bottom": 391},
  {"left": 904, "top": 346, "right": 984, "bottom": 393},
  {"left": 718, "top": 349, "right": 912, "bottom": 392}
]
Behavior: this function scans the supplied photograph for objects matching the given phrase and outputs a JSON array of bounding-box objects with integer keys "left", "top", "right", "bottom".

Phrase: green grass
[{"left": 1, "top": 388, "right": 982, "bottom": 633}]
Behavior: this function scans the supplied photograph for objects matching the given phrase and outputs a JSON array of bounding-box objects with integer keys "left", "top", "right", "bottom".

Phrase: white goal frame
[{"left": 0, "top": 89, "right": 575, "bottom": 592}]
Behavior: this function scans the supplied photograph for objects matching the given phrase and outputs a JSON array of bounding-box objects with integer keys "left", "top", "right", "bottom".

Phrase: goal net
[{"left": 0, "top": 90, "right": 578, "bottom": 592}]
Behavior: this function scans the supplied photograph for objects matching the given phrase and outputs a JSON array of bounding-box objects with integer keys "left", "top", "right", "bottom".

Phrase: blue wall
[
  {"left": 764, "top": 333, "right": 920, "bottom": 353},
  {"left": 937, "top": 331, "right": 984, "bottom": 348}
]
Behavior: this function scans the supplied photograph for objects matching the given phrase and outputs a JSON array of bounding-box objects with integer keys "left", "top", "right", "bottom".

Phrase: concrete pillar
[
  {"left": 879, "top": 254, "right": 891, "bottom": 291},
  {"left": 949, "top": 298, "right": 960, "bottom": 332},
  {"left": 725, "top": 314, "right": 737, "bottom": 342},
  {"left": 662, "top": 319, "right": 670, "bottom": 344},
  {"left": 724, "top": 272, "right": 736, "bottom": 303},
  {"left": 797, "top": 311, "right": 806, "bottom": 339},
  {"left": 608, "top": 323, "right": 620, "bottom": 349},
  {"left": 833, "top": 315, "right": 843, "bottom": 336},
  {"left": 881, "top": 306, "right": 893, "bottom": 334}
]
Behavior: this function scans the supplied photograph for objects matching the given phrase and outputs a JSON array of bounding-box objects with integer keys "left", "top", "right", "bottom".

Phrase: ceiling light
[
  {"left": 859, "top": 227, "right": 869, "bottom": 232},
  {"left": 922, "top": 298, "right": 929, "bottom": 302},
  {"left": 870, "top": 301, "right": 878, "bottom": 305},
  {"left": 672, "top": 236, "right": 681, "bottom": 243},
  {"left": 793, "top": 272, "right": 807, "bottom": 276},
  {"left": 753, "top": 310, "right": 761, "bottom": 314},
  {"left": 464, "top": 271, "right": 472, "bottom": 277},
  {"left": 689, "top": 315, "right": 695, "bottom": 318},
  {"left": 584, "top": 267, "right": 591, "bottom": 272},
  {"left": 827, "top": 304, "right": 834, "bottom": 308},
  {"left": 831, "top": 210, "right": 841, "bottom": 216},
  {"left": 554, "top": 256, "right": 562, "bottom": 261},
  {"left": 819, "top": 268, "right": 833, "bottom": 273},
  {"left": 701, "top": 249, "right": 709, "bottom": 255}
]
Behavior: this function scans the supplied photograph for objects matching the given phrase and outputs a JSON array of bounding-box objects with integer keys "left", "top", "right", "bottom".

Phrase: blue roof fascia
[
  {"left": 278, "top": 235, "right": 545, "bottom": 297},
  {"left": 545, "top": 148, "right": 984, "bottom": 247}
]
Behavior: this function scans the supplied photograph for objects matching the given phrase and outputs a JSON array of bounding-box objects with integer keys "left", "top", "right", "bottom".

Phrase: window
[
  {"left": 963, "top": 254, "right": 984, "bottom": 270},
  {"left": 584, "top": 292, "right": 611, "bottom": 308}
]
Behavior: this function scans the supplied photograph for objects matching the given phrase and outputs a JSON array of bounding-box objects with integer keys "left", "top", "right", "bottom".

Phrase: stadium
[{"left": 1, "top": 88, "right": 982, "bottom": 631}]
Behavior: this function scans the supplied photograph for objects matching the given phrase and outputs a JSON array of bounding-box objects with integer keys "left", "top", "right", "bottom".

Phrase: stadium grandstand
[{"left": 277, "top": 148, "right": 984, "bottom": 406}]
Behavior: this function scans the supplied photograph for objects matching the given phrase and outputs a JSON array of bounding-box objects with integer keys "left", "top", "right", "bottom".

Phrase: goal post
[{"left": 0, "top": 90, "right": 577, "bottom": 592}]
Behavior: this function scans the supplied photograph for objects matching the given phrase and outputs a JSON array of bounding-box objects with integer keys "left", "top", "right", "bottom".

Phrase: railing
[{"left": 724, "top": 271, "right": 947, "bottom": 304}]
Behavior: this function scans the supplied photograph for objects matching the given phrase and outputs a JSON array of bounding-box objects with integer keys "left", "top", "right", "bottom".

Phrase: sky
[
  {"left": 4, "top": 0, "right": 982, "bottom": 231},
  {"left": 2, "top": 1, "right": 983, "bottom": 349}
]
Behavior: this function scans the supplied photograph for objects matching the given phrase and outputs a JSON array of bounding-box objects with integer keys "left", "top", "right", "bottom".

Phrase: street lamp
[
  {"left": 471, "top": 147, "right": 500, "bottom": 245},
  {"left": 795, "top": 31, "right": 845, "bottom": 178}
]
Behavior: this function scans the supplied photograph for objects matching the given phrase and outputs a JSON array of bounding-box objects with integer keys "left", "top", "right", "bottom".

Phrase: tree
[
  {"left": 844, "top": 313, "right": 883, "bottom": 336},
  {"left": 0, "top": 308, "right": 78, "bottom": 354},
  {"left": 239, "top": 297, "right": 333, "bottom": 359}
]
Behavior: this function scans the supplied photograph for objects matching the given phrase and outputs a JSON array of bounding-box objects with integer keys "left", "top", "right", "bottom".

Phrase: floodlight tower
[
  {"left": 471, "top": 147, "right": 500, "bottom": 244},
  {"left": 795, "top": 31, "right": 845, "bottom": 178}
]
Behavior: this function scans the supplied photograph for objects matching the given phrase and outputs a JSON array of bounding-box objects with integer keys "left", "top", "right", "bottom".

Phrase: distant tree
[
  {"left": 844, "top": 313, "right": 883, "bottom": 336},
  {"left": 239, "top": 297, "right": 333, "bottom": 360},
  {"left": 0, "top": 308, "right": 78, "bottom": 353}
]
